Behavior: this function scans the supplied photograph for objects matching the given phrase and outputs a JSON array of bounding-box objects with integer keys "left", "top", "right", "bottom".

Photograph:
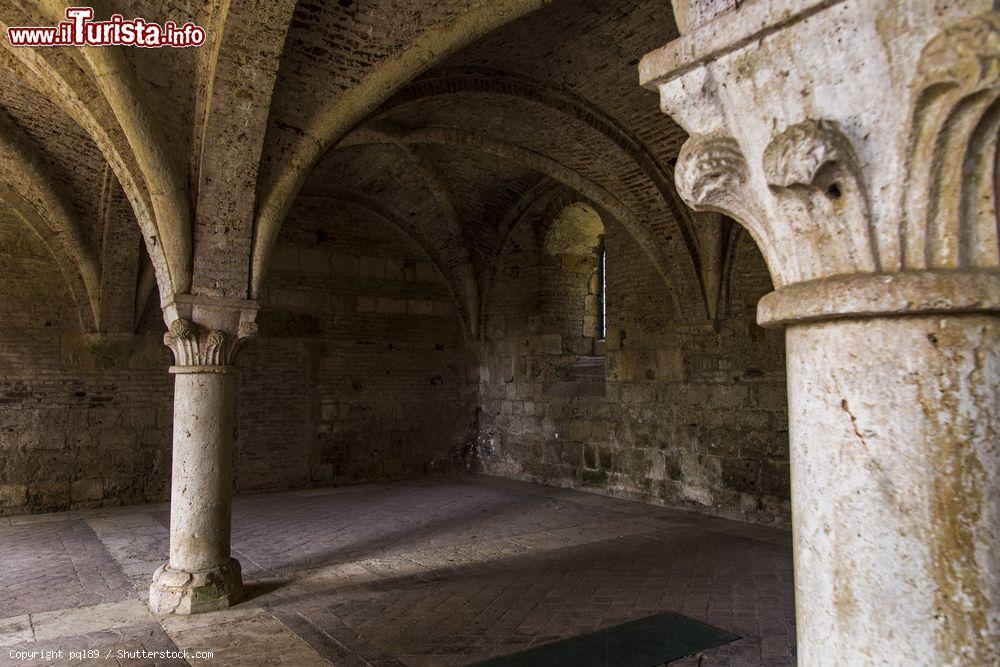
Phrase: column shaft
[
  {"left": 169, "top": 368, "right": 235, "bottom": 572},
  {"left": 786, "top": 314, "right": 998, "bottom": 664},
  {"left": 150, "top": 307, "right": 255, "bottom": 615}
]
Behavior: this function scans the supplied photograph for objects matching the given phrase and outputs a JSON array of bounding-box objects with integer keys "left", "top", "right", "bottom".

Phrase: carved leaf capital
[
  {"left": 163, "top": 318, "right": 257, "bottom": 367},
  {"left": 761, "top": 118, "right": 876, "bottom": 276},
  {"left": 762, "top": 119, "right": 859, "bottom": 190},
  {"left": 675, "top": 133, "right": 748, "bottom": 209},
  {"left": 903, "top": 11, "right": 1000, "bottom": 271},
  {"left": 916, "top": 12, "right": 1000, "bottom": 95}
]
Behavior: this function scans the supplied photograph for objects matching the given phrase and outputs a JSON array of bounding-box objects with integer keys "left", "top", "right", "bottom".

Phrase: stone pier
[
  {"left": 641, "top": 1, "right": 999, "bottom": 663},
  {"left": 148, "top": 296, "right": 258, "bottom": 615}
]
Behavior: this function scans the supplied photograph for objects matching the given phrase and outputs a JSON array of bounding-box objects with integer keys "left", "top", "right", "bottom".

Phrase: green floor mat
[{"left": 472, "top": 612, "right": 739, "bottom": 667}]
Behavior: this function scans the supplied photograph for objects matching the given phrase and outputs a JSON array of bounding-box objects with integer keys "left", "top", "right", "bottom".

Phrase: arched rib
[
  {"left": 389, "top": 126, "right": 693, "bottom": 317},
  {"left": 0, "top": 111, "right": 99, "bottom": 329},
  {"left": 0, "top": 30, "right": 178, "bottom": 303},
  {"left": 251, "top": 0, "right": 553, "bottom": 299},
  {"left": 294, "top": 192, "right": 476, "bottom": 338}
]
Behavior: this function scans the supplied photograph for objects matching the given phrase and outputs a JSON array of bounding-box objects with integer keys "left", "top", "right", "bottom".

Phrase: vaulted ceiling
[{"left": 0, "top": 0, "right": 731, "bottom": 336}]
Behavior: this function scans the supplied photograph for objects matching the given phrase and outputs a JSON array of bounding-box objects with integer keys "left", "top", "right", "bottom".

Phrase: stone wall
[
  {"left": 1, "top": 194, "right": 787, "bottom": 525},
  {"left": 236, "top": 197, "right": 479, "bottom": 493},
  {"left": 0, "top": 198, "right": 479, "bottom": 516},
  {"left": 478, "top": 207, "right": 790, "bottom": 526},
  {"left": 0, "top": 214, "right": 174, "bottom": 516}
]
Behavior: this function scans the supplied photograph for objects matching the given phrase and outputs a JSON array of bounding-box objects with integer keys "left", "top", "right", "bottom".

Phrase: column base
[{"left": 149, "top": 558, "right": 243, "bottom": 615}]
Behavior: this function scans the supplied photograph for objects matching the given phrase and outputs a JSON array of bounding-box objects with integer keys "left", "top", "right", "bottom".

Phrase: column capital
[
  {"left": 668, "top": 0, "right": 740, "bottom": 35},
  {"left": 641, "top": 0, "right": 1000, "bottom": 324},
  {"left": 161, "top": 294, "right": 259, "bottom": 370},
  {"left": 757, "top": 269, "right": 1000, "bottom": 327},
  {"left": 163, "top": 318, "right": 258, "bottom": 371}
]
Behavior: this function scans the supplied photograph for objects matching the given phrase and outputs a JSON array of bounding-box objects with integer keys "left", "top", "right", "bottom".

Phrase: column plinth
[
  {"left": 149, "top": 300, "right": 257, "bottom": 615},
  {"left": 150, "top": 559, "right": 243, "bottom": 616}
]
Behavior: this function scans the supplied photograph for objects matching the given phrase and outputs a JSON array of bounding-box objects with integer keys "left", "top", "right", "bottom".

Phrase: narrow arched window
[
  {"left": 598, "top": 239, "right": 607, "bottom": 341},
  {"left": 544, "top": 202, "right": 606, "bottom": 347}
]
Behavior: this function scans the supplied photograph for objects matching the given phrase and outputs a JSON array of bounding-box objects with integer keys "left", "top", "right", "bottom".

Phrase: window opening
[{"left": 599, "top": 241, "right": 607, "bottom": 340}]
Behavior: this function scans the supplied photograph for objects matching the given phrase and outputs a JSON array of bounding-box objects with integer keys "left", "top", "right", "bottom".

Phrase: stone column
[
  {"left": 149, "top": 297, "right": 257, "bottom": 615},
  {"left": 641, "top": 1, "right": 998, "bottom": 664}
]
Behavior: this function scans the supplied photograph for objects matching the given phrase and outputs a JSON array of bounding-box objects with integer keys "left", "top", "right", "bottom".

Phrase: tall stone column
[
  {"left": 149, "top": 296, "right": 257, "bottom": 615},
  {"left": 641, "top": 1, "right": 998, "bottom": 664}
]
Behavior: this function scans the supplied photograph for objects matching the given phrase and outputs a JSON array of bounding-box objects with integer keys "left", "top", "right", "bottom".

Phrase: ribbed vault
[{"left": 0, "top": 0, "right": 737, "bottom": 337}]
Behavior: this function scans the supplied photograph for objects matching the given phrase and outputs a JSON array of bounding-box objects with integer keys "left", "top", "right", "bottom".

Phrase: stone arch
[
  {"left": 0, "top": 112, "right": 99, "bottom": 330},
  {"left": 0, "top": 18, "right": 189, "bottom": 304},
  {"left": 352, "top": 126, "right": 689, "bottom": 318},
  {"left": 478, "top": 181, "right": 562, "bottom": 333},
  {"left": 482, "top": 186, "right": 628, "bottom": 343},
  {"left": 0, "top": 200, "right": 81, "bottom": 333},
  {"left": 483, "top": 188, "right": 611, "bottom": 356},
  {"left": 0, "top": 186, "right": 95, "bottom": 331},
  {"left": 369, "top": 69, "right": 705, "bottom": 315},
  {"left": 251, "top": 0, "right": 555, "bottom": 299},
  {"left": 331, "top": 123, "right": 698, "bottom": 331},
  {"left": 335, "top": 129, "right": 480, "bottom": 337},
  {"left": 74, "top": 45, "right": 190, "bottom": 301},
  {"left": 378, "top": 68, "right": 698, "bottom": 258},
  {"left": 188, "top": 0, "right": 298, "bottom": 298},
  {"left": 545, "top": 202, "right": 606, "bottom": 257},
  {"left": 297, "top": 193, "right": 475, "bottom": 340}
]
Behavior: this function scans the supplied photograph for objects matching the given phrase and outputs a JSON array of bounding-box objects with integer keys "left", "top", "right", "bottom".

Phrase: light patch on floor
[
  {"left": 0, "top": 614, "right": 32, "bottom": 646},
  {"left": 0, "top": 599, "right": 152, "bottom": 646},
  {"left": 164, "top": 607, "right": 329, "bottom": 666},
  {"left": 0, "top": 475, "right": 796, "bottom": 665}
]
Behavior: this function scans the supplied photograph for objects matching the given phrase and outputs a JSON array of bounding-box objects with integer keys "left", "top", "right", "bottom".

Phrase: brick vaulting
[{"left": 0, "top": 0, "right": 997, "bottom": 665}]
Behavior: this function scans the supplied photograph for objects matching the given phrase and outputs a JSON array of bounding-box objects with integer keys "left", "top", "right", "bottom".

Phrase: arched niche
[
  {"left": 0, "top": 203, "right": 79, "bottom": 336},
  {"left": 544, "top": 202, "right": 606, "bottom": 257}
]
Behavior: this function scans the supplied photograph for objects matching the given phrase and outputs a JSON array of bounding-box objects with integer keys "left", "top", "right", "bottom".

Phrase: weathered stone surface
[
  {"left": 152, "top": 299, "right": 259, "bottom": 615},
  {"left": 149, "top": 558, "right": 243, "bottom": 616},
  {"left": 479, "top": 194, "right": 787, "bottom": 526},
  {"left": 0, "top": 479, "right": 796, "bottom": 664},
  {"left": 0, "top": 0, "right": 991, "bottom": 661},
  {"left": 642, "top": 0, "right": 999, "bottom": 662}
]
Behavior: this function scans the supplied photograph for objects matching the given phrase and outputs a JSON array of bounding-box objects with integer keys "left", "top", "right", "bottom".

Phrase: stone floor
[{"left": 0, "top": 476, "right": 795, "bottom": 666}]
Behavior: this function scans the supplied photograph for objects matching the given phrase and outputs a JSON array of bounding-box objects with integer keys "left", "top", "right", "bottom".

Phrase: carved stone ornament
[
  {"left": 903, "top": 11, "right": 1000, "bottom": 271},
  {"left": 915, "top": 12, "right": 1000, "bottom": 94},
  {"left": 762, "top": 119, "right": 862, "bottom": 191},
  {"left": 674, "top": 132, "right": 792, "bottom": 284},
  {"left": 762, "top": 118, "right": 877, "bottom": 277},
  {"left": 675, "top": 133, "right": 748, "bottom": 208},
  {"left": 163, "top": 318, "right": 258, "bottom": 367}
]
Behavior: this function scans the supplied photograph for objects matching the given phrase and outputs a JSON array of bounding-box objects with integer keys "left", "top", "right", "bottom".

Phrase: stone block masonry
[
  {"left": 478, "top": 206, "right": 789, "bottom": 527},
  {"left": 0, "top": 0, "right": 789, "bottom": 531},
  {"left": 0, "top": 186, "right": 788, "bottom": 528},
  {"left": 0, "top": 200, "right": 478, "bottom": 516}
]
